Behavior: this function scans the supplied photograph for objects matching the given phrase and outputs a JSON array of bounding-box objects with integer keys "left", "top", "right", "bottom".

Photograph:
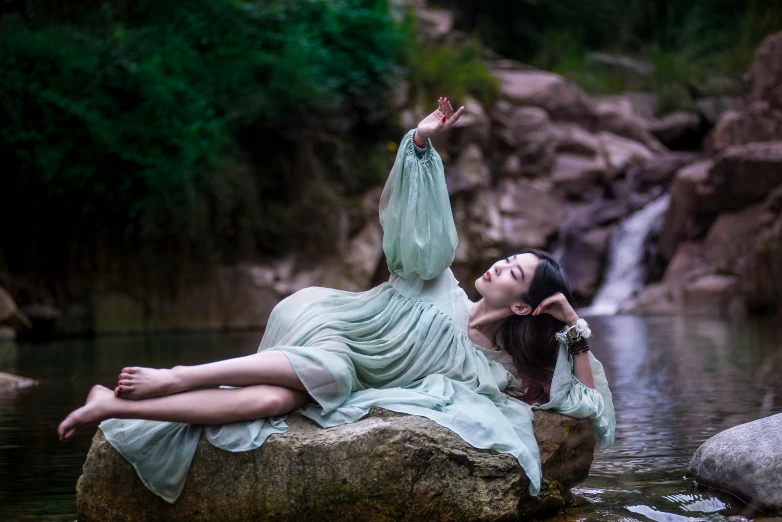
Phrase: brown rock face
[
  {"left": 76, "top": 409, "right": 596, "bottom": 522},
  {"left": 745, "top": 32, "right": 782, "bottom": 108},
  {"left": 493, "top": 70, "right": 596, "bottom": 126},
  {"left": 709, "top": 103, "right": 782, "bottom": 153},
  {"left": 705, "top": 142, "right": 782, "bottom": 212}
]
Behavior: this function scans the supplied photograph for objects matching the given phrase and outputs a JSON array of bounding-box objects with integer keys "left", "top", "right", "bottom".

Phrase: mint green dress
[{"left": 99, "top": 130, "right": 615, "bottom": 504}]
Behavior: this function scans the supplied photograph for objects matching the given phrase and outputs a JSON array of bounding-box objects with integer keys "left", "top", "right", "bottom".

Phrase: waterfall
[{"left": 579, "top": 194, "right": 671, "bottom": 316}]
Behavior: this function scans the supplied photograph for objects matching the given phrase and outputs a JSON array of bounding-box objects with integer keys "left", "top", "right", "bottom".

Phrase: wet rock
[
  {"left": 559, "top": 226, "right": 613, "bottom": 302},
  {"left": 706, "top": 142, "right": 782, "bottom": 212},
  {"left": 688, "top": 413, "right": 782, "bottom": 514},
  {"left": 77, "top": 408, "right": 596, "bottom": 522},
  {"left": 682, "top": 274, "right": 745, "bottom": 317},
  {"left": 493, "top": 69, "right": 596, "bottom": 126},
  {"left": 0, "top": 371, "right": 36, "bottom": 389},
  {"left": 658, "top": 159, "right": 714, "bottom": 260},
  {"left": 739, "top": 208, "right": 782, "bottom": 315}
]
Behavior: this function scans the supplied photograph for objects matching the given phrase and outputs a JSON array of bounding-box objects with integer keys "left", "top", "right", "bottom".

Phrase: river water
[{"left": 1, "top": 315, "right": 781, "bottom": 521}]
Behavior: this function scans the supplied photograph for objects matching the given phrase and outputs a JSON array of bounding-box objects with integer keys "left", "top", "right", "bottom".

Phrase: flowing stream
[
  {"left": 1, "top": 316, "right": 781, "bottom": 521},
  {"left": 580, "top": 194, "right": 671, "bottom": 316}
]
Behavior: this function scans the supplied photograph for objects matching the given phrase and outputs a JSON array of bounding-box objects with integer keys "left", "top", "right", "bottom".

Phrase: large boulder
[
  {"left": 704, "top": 141, "right": 782, "bottom": 212},
  {"left": 493, "top": 69, "right": 596, "bottom": 126},
  {"left": 77, "top": 408, "right": 596, "bottom": 522},
  {"left": 708, "top": 31, "right": 782, "bottom": 152},
  {"left": 497, "top": 178, "right": 567, "bottom": 249},
  {"left": 709, "top": 103, "right": 782, "bottom": 153},
  {"left": 688, "top": 413, "right": 782, "bottom": 514}
]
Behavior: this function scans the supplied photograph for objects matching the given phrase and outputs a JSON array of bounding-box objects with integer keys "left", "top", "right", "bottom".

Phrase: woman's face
[{"left": 475, "top": 253, "right": 540, "bottom": 313}]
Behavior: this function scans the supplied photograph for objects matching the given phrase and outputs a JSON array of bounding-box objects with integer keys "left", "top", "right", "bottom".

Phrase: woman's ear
[{"left": 510, "top": 302, "right": 533, "bottom": 316}]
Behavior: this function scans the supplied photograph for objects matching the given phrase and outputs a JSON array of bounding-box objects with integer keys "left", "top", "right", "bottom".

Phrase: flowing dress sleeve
[
  {"left": 537, "top": 344, "right": 616, "bottom": 450},
  {"left": 379, "top": 129, "right": 458, "bottom": 281}
]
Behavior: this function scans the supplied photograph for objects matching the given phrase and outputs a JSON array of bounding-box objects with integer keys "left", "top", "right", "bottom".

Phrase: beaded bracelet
[
  {"left": 412, "top": 132, "right": 428, "bottom": 151},
  {"left": 568, "top": 338, "right": 590, "bottom": 357}
]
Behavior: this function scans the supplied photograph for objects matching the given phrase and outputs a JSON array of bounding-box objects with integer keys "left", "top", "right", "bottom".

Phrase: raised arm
[{"left": 379, "top": 98, "right": 464, "bottom": 281}]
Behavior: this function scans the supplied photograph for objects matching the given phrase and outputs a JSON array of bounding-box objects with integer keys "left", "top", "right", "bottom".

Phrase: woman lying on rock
[{"left": 58, "top": 97, "right": 615, "bottom": 503}]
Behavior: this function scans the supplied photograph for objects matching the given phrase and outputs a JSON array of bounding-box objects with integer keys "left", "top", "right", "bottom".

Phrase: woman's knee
[{"left": 238, "top": 386, "right": 306, "bottom": 418}]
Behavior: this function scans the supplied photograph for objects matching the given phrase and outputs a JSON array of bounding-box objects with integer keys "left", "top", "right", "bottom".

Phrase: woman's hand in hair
[
  {"left": 531, "top": 292, "right": 579, "bottom": 325},
  {"left": 414, "top": 97, "right": 465, "bottom": 144}
]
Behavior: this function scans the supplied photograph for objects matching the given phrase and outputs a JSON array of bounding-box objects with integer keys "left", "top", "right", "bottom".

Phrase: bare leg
[
  {"left": 58, "top": 384, "right": 310, "bottom": 441},
  {"left": 117, "top": 350, "right": 304, "bottom": 400}
]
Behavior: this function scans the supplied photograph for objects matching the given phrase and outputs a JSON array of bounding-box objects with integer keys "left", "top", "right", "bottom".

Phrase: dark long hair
[{"left": 496, "top": 249, "right": 574, "bottom": 405}]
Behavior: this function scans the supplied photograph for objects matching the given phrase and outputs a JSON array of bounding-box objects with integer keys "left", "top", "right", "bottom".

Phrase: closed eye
[{"left": 506, "top": 257, "right": 517, "bottom": 280}]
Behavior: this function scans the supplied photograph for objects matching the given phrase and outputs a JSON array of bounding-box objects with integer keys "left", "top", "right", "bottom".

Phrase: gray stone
[
  {"left": 0, "top": 371, "right": 36, "bottom": 389},
  {"left": 493, "top": 69, "right": 596, "bottom": 126},
  {"left": 450, "top": 143, "right": 490, "bottom": 193},
  {"left": 77, "top": 408, "right": 596, "bottom": 522},
  {"left": 599, "top": 132, "right": 655, "bottom": 178},
  {"left": 688, "top": 413, "right": 782, "bottom": 514}
]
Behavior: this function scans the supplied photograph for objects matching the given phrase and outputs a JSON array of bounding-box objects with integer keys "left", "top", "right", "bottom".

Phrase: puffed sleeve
[
  {"left": 537, "top": 344, "right": 616, "bottom": 450},
  {"left": 379, "top": 129, "right": 458, "bottom": 281}
]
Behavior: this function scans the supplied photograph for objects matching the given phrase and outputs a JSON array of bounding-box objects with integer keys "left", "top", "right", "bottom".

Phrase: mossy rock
[{"left": 77, "top": 408, "right": 595, "bottom": 522}]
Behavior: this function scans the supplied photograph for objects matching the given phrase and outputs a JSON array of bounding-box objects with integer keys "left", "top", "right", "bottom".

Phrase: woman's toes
[{"left": 119, "top": 372, "right": 132, "bottom": 381}]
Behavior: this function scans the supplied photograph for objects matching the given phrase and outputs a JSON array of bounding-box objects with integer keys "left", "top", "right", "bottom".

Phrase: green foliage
[
  {"left": 400, "top": 10, "right": 497, "bottom": 106},
  {"left": 0, "top": 0, "right": 404, "bottom": 270},
  {"left": 435, "top": 0, "right": 782, "bottom": 111}
]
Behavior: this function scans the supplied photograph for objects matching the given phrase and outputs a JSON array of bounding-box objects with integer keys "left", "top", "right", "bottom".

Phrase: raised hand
[
  {"left": 531, "top": 292, "right": 580, "bottom": 326},
  {"left": 414, "top": 97, "right": 465, "bottom": 143}
]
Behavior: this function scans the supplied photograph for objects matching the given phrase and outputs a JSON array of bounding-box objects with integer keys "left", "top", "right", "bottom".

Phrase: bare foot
[
  {"left": 58, "top": 385, "right": 115, "bottom": 441},
  {"left": 116, "top": 367, "right": 185, "bottom": 400}
]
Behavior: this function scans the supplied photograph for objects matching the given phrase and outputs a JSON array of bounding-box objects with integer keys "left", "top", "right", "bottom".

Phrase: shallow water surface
[{"left": 0, "top": 315, "right": 780, "bottom": 521}]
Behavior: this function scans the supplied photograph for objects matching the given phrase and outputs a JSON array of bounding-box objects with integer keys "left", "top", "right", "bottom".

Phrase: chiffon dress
[{"left": 99, "top": 130, "right": 615, "bottom": 504}]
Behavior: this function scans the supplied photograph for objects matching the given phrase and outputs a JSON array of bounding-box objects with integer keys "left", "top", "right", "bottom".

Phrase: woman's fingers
[{"left": 442, "top": 106, "right": 465, "bottom": 129}]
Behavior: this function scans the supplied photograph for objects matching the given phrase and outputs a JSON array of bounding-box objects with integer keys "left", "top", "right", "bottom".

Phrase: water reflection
[{"left": 1, "top": 317, "right": 781, "bottom": 521}]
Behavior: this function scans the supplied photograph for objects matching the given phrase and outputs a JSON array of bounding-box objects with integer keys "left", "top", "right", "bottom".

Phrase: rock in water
[
  {"left": 77, "top": 408, "right": 596, "bottom": 522},
  {"left": 688, "top": 413, "right": 782, "bottom": 514}
]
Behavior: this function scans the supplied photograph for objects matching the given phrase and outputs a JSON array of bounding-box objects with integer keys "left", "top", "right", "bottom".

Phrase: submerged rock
[
  {"left": 0, "top": 371, "right": 37, "bottom": 390},
  {"left": 77, "top": 408, "right": 596, "bottom": 522},
  {"left": 688, "top": 413, "right": 782, "bottom": 514}
]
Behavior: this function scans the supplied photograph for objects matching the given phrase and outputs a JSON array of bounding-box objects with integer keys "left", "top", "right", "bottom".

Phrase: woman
[{"left": 58, "top": 98, "right": 614, "bottom": 503}]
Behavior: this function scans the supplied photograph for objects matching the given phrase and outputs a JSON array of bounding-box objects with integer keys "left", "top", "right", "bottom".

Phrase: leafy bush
[{"left": 0, "top": 0, "right": 404, "bottom": 273}]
